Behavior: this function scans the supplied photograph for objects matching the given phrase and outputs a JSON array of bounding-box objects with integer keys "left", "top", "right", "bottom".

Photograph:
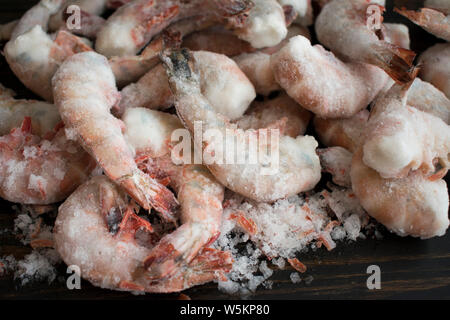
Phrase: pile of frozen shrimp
[{"left": 0, "top": 0, "right": 449, "bottom": 294}]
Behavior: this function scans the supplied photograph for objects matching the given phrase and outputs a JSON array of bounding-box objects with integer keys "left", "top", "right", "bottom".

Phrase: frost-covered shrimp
[
  {"left": 235, "top": 92, "right": 312, "bottom": 138},
  {"left": 317, "top": 147, "right": 353, "bottom": 187},
  {"left": 277, "top": 0, "right": 313, "bottom": 26},
  {"left": 118, "top": 51, "right": 256, "bottom": 120},
  {"left": 234, "top": 25, "right": 310, "bottom": 96},
  {"left": 0, "top": 84, "right": 60, "bottom": 137},
  {"left": 162, "top": 49, "right": 321, "bottom": 202},
  {"left": 52, "top": 52, "right": 178, "bottom": 221},
  {"left": 351, "top": 147, "right": 449, "bottom": 239},
  {"left": 395, "top": 1, "right": 450, "bottom": 41},
  {"left": 408, "top": 78, "right": 450, "bottom": 124},
  {"left": 10, "top": 0, "right": 63, "bottom": 40},
  {"left": 0, "top": 117, "right": 96, "bottom": 205},
  {"left": 234, "top": 0, "right": 287, "bottom": 48},
  {"left": 313, "top": 110, "right": 369, "bottom": 153},
  {"left": 362, "top": 83, "right": 450, "bottom": 179},
  {"left": 0, "top": 20, "right": 18, "bottom": 42},
  {"left": 122, "top": 108, "right": 226, "bottom": 280},
  {"left": 384, "top": 23, "right": 411, "bottom": 51},
  {"left": 48, "top": 0, "right": 108, "bottom": 37},
  {"left": 54, "top": 175, "right": 232, "bottom": 293},
  {"left": 95, "top": 0, "right": 253, "bottom": 57},
  {"left": 316, "top": 0, "right": 416, "bottom": 83},
  {"left": 418, "top": 43, "right": 450, "bottom": 99},
  {"left": 183, "top": 26, "right": 257, "bottom": 57},
  {"left": 271, "top": 36, "right": 390, "bottom": 118},
  {"left": 5, "top": 6, "right": 92, "bottom": 102}
]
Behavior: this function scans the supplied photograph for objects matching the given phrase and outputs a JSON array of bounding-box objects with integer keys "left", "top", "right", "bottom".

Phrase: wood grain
[{"left": 0, "top": 0, "right": 449, "bottom": 300}]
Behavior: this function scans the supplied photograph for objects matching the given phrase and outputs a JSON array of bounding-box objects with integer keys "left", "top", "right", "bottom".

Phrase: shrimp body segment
[
  {"left": 395, "top": 1, "right": 450, "bottom": 41},
  {"left": 235, "top": 92, "right": 312, "bottom": 138},
  {"left": 52, "top": 52, "right": 178, "bottom": 221},
  {"left": 351, "top": 147, "right": 449, "bottom": 239},
  {"left": 123, "top": 108, "right": 226, "bottom": 280},
  {"left": 362, "top": 84, "right": 450, "bottom": 179},
  {"left": 315, "top": 0, "right": 416, "bottom": 83},
  {"left": 418, "top": 43, "right": 450, "bottom": 100},
  {"left": 234, "top": 0, "right": 288, "bottom": 48},
  {"left": 313, "top": 110, "right": 369, "bottom": 153},
  {"left": 95, "top": 0, "right": 253, "bottom": 57},
  {"left": 0, "top": 118, "right": 96, "bottom": 205},
  {"left": 5, "top": 25, "right": 92, "bottom": 102},
  {"left": 0, "top": 84, "right": 61, "bottom": 137},
  {"left": 162, "top": 49, "right": 321, "bottom": 202},
  {"left": 271, "top": 36, "right": 389, "bottom": 118},
  {"left": 54, "top": 175, "right": 232, "bottom": 293},
  {"left": 119, "top": 51, "right": 256, "bottom": 120}
]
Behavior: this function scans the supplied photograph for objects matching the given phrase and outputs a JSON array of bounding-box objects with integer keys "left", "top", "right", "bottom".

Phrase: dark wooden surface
[{"left": 0, "top": 0, "right": 449, "bottom": 300}]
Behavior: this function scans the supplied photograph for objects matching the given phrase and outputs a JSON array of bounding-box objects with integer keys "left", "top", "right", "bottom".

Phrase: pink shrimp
[
  {"left": 162, "top": 49, "right": 321, "bottom": 202},
  {"left": 234, "top": 25, "right": 310, "bottom": 96},
  {"left": 4, "top": 1, "right": 92, "bottom": 102},
  {"left": 315, "top": 0, "right": 416, "bottom": 83},
  {"left": 235, "top": 92, "right": 312, "bottom": 138},
  {"left": 271, "top": 35, "right": 390, "bottom": 118},
  {"left": 0, "top": 84, "right": 60, "bottom": 137},
  {"left": 418, "top": 43, "right": 450, "bottom": 99},
  {"left": 54, "top": 175, "right": 232, "bottom": 293},
  {"left": 313, "top": 110, "right": 370, "bottom": 153},
  {"left": 118, "top": 51, "right": 256, "bottom": 120},
  {"left": 121, "top": 107, "right": 227, "bottom": 280},
  {"left": 395, "top": 1, "right": 450, "bottom": 41},
  {"left": 95, "top": 0, "right": 253, "bottom": 57},
  {"left": 351, "top": 147, "right": 449, "bottom": 239},
  {"left": 52, "top": 51, "right": 178, "bottom": 221},
  {"left": 362, "top": 83, "right": 450, "bottom": 179},
  {"left": 0, "top": 117, "right": 96, "bottom": 205}
]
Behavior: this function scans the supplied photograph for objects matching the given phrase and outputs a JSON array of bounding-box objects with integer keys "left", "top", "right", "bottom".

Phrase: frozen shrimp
[
  {"left": 395, "top": 1, "right": 450, "bottom": 41},
  {"left": 122, "top": 108, "right": 226, "bottom": 280},
  {"left": 317, "top": 147, "right": 353, "bottom": 187},
  {"left": 118, "top": 51, "right": 256, "bottom": 120},
  {"left": 315, "top": 0, "right": 416, "bottom": 83},
  {"left": 277, "top": 0, "right": 313, "bottom": 26},
  {"left": 54, "top": 175, "right": 232, "bottom": 293},
  {"left": 235, "top": 92, "right": 312, "bottom": 138},
  {"left": 182, "top": 26, "right": 256, "bottom": 57},
  {"left": 5, "top": 7, "right": 92, "bottom": 102},
  {"left": 0, "top": 84, "right": 60, "bottom": 137},
  {"left": 234, "top": 0, "right": 287, "bottom": 48},
  {"left": 418, "top": 43, "right": 450, "bottom": 99},
  {"left": 95, "top": 0, "right": 253, "bottom": 57},
  {"left": 10, "top": 0, "right": 63, "bottom": 40},
  {"left": 313, "top": 110, "right": 369, "bottom": 153},
  {"left": 351, "top": 147, "right": 449, "bottom": 239},
  {"left": 271, "top": 35, "right": 390, "bottom": 118},
  {"left": 162, "top": 49, "right": 321, "bottom": 202},
  {"left": 408, "top": 78, "right": 450, "bottom": 124},
  {"left": 362, "top": 83, "right": 450, "bottom": 179},
  {"left": 52, "top": 51, "right": 178, "bottom": 221},
  {"left": 234, "top": 25, "right": 310, "bottom": 96},
  {"left": 0, "top": 117, "right": 96, "bottom": 205}
]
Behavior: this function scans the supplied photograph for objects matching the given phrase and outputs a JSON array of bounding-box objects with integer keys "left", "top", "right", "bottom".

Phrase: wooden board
[{"left": 0, "top": 0, "right": 449, "bottom": 300}]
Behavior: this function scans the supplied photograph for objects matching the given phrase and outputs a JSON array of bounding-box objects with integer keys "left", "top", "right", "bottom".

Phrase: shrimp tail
[
  {"left": 124, "top": 248, "right": 232, "bottom": 293},
  {"left": 143, "top": 223, "right": 211, "bottom": 279},
  {"left": 120, "top": 172, "right": 179, "bottom": 224},
  {"left": 371, "top": 42, "right": 417, "bottom": 83}
]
